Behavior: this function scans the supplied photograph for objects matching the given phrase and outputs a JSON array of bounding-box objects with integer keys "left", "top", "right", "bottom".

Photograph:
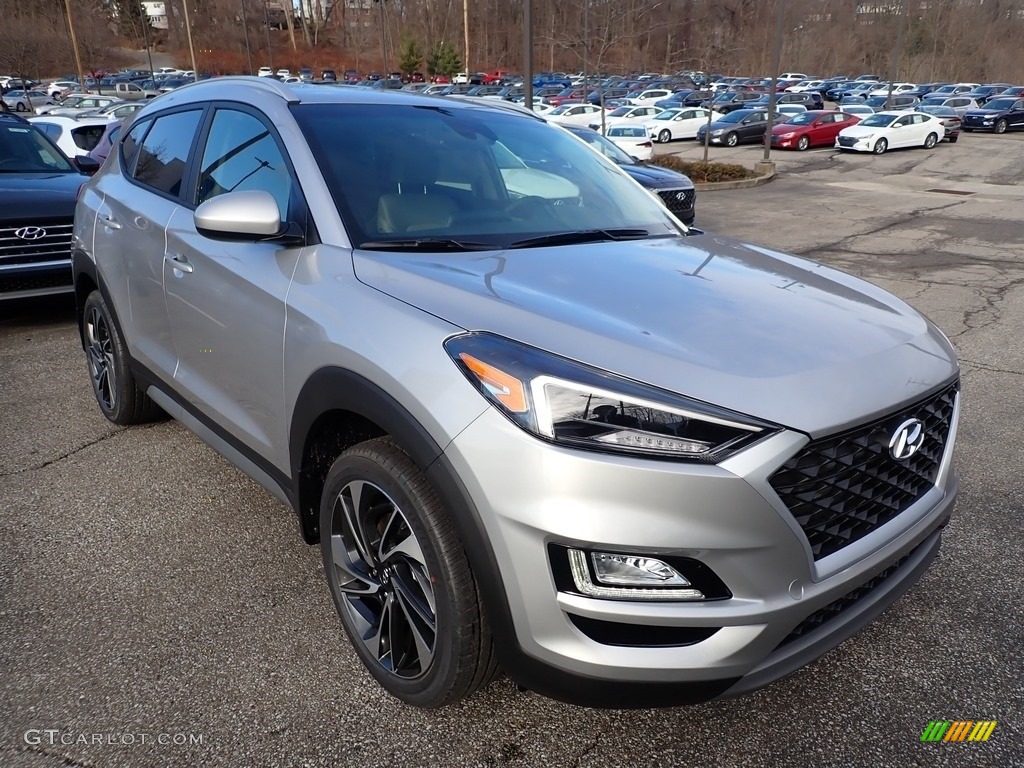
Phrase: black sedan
[
  {"left": 710, "top": 90, "right": 763, "bottom": 113},
  {"left": 696, "top": 108, "right": 781, "bottom": 147},
  {"left": 961, "top": 97, "right": 1024, "bottom": 133},
  {"left": 0, "top": 113, "right": 91, "bottom": 301},
  {"left": 562, "top": 124, "right": 696, "bottom": 225}
]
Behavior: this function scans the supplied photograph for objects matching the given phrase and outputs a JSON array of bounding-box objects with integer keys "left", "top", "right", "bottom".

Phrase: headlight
[
  {"left": 711, "top": 128, "right": 724, "bottom": 135},
  {"left": 780, "top": 132, "right": 796, "bottom": 139},
  {"left": 857, "top": 133, "right": 873, "bottom": 140},
  {"left": 445, "top": 333, "right": 774, "bottom": 462}
]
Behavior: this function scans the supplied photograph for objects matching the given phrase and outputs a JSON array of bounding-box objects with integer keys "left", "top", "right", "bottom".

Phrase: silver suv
[{"left": 73, "top": 78, "right": 960, "bottom": 708}]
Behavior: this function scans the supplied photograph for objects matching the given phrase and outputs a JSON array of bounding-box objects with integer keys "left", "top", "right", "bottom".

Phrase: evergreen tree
[
  {"left": 398, "top": 37, "right": 424, "bottom": 76},
  {"left": 426, "top": 41, "right": 462, "bottom": 78}
]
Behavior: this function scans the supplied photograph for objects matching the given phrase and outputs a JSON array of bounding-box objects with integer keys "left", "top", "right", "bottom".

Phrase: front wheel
[
  {"left": 994, "top": 119, "right": 1008, "bottom": 134},
  {"left": 797, "top": 135, "right": 810, "bottom": 151},
  {"left": 320, "top": 437, "right": 498, "bottom": 707},
  {"left": 725, "top": 132, "right": 739, "bottom": 147},
  {"left": 658, "top": 128, "right": 671, "bottom": 143},
  {"left": 15, "top": 103, "right": 26, "bottom": 112},
  {"left": 873, "top": 138, "right": 888, "bottom": 155}
]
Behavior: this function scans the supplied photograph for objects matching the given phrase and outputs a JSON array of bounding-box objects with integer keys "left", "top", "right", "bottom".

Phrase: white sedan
[
  {"left": 645, "top": 107, "right": 721, "bottom": 142},
  {"left": 546, "top": 102, "right": 604, "bottom": 127},
  {"left": 835, "top": 110, "right": 945, "bottom": 154},
  {"left": 588, "top": 105, "right": 663, "bottom": 133},
  {"left": 604, "top": 125, "right": 654, "bottom": 161}
]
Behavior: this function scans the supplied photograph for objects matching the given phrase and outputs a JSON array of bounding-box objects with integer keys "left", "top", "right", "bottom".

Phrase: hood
[
  {"left": 771, "top": 123, "right": 809, "bottom": 135},
  {"left": 618, "top": 162, "right": 694, "bottom": 190},
  {"left": 839, "top": 123, "right": 883, "bottom": 137},
  {"left": 964, "top": 108, "right": 1008, "bottom": 116},
  {"left": 353, "top": 235, "right": 958, "bottom": 437},
  {"left": 0, "top": 172, "right": 85, "bottom": 220}
]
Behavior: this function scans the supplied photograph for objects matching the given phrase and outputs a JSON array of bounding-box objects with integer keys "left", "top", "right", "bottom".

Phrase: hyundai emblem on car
[
  {"left": 15, "top": 226, "right": 47, "bottom": 241},
  {"left": 890, "top": 418, "right": 925, "bottom": 460}
]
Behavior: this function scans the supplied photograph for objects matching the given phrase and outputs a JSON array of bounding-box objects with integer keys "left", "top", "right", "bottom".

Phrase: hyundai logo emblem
[
  {"left": 15, "top": 226, "right": 47, "bottom": 241},
  {"left": 675, "top": 191, "right": 689, "bottom": 202},
  {"left": 889, "top": 418, "right": 925, "bottom": 461}
]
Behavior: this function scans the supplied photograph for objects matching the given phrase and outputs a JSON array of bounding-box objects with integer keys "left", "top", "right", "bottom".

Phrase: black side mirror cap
[{"left": 75, "top": 155, "right": 101, "bottom": 175}]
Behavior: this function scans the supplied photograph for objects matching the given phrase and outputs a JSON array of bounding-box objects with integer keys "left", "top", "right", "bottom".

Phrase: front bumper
[{"left": 443, "top": 394, "right": 959, "bottom": 706}]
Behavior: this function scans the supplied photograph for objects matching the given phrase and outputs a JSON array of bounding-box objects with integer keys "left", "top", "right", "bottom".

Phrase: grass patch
[{"left": 649, "top": 156, "right": 757, "bottom": 183}]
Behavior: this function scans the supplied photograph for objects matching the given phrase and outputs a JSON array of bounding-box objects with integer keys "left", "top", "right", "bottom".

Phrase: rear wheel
[
  {"left": 796, "top": 135, "right": 810, "bottom": 151},
  {"left": 320, "top": 437, "right": 498, "bottom": 707},
  {"left": 994, "top": 119, "right": 1008, "bottom": 134},
  {"left": 923, "top": 132, "right": 938, "bottom": 149},
  {"left": 962, "top": 127, "right": 973, "bottom": 132},
  {"left": 82, "top": 291, "right": 163, "bottom": 425},
  {"left": 15, "top": 103, "right": 26, "bottom": 112},
  {"left": 948, "top": 135, "right": 959, "bottom": 143},
  {"left": 725, "top": 132, "right": 739, "bottom": 147},
  {"left": 658, "top": 128, "right": 671, "bottom": 143},
  {"left": 873, "top": 137, "right": 888, "bottom": 155}
]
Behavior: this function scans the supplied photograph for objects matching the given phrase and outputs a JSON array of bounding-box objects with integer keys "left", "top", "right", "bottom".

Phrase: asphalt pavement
[{"left": 2, "top": 132, "right": 1023, "bottom": 768}]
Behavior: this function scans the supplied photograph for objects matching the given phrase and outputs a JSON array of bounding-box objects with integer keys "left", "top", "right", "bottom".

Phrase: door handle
[
  {"left": 164, "top": 253, "right": 194, "bottom": 274},
  {"left": 100, "top": 213, "right": 121, "bottom": 230}
]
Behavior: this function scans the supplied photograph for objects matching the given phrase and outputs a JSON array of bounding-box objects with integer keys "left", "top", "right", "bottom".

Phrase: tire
[
  {"left": 962, "top": 128, "right": 973, "bottom": 132},
  {"left": 796, "top": 135, "right": 810, "bottom": 151},
  {"left": 82, "top": 290, "right": 163, "bottom": 425},
  {"left": 873, "top": 137, "right": 888, "bottom": 155},
  {"left": 658, "top": 128, "right": 671, "bottom": 143},
  {"left": 923, "top": 132, "right": 938, "bottom": 149},
  {"left": 949, "top": 135, "right": 958, "bottom": 143},
  {"left": 320, "top": 437, "right": 498, "bottom": 708},
  {"left": 725, "top": 132, "right": 739, "bottom": 147},
  {"left": 994, "top": 119, "right": 1007, "bottom": 134},
  {"left": 15, "top": 103, "right": 26, "bottom": 112}
]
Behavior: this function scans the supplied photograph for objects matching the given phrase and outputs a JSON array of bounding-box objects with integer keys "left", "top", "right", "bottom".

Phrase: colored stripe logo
[{"left": 921, "top": 721, "right": 997, "bottom": 742}]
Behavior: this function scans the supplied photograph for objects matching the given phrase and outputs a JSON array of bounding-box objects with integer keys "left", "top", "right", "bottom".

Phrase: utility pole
[
  {"left": 377, "top": 0, "right": 388, "bottom": 73},
  {"left": 264, "top": 1, "right": 274, "bottom": 70},
  {"left": 464, "top": 0, "right": 470, "bottom": 82},
  {"left": 141, "top": 4, "right": 156, "bottom": 76},
  {"left": 62, "top": 0, "right": 87, "bottom": 93},
  {"left": 887, "top": 0, "right": 912, "bottom": 106},
  {"left": 240, "top": 0, "right": 254, "bottom": 75},
  {"left": 182, "top": 0, "right": 199, "bottom": 77}
]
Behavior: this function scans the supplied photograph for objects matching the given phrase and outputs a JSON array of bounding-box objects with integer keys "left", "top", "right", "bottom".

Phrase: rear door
[
  {"left": 162, "top": 105, "right": 305, "bottom": 463},
  {"left": 1011, "top": 100, "right": 1024, "bottom": 129}
]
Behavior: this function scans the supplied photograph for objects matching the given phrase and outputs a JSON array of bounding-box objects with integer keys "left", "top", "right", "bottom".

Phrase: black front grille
[
  {"left": 656, "top": 188, "right": 695, "bottom": 216},
  {"left": 776, "top": 547, "right": 916, "bottom": 648},
  {"left": 0, "top": 220, "right": 74, "bottom": 267},
  {"left": 769, "top": 382, "right": 957, "bottom": 560},
  {"left": 837, "top": 136, "right": 858, "bottom": 147}
]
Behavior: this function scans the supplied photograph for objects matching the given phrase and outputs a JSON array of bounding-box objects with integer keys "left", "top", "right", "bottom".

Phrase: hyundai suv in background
[{"left": 72, "top": 78, "right": 960, "bottom": 709}]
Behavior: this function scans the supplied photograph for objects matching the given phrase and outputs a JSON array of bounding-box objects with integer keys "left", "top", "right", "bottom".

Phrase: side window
[
  {"left": 121, "top": 118, "right": 151, "bottom": 174},
  {"left": 133, "top": 110, "right": 203, "bottom": 197},
  {"left": 195, "top": 109, "right": 293, "bottom": 220}
]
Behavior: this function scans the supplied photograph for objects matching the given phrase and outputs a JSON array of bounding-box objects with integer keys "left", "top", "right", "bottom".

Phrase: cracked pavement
[{"left": 2, "top": 134, "right": 1023, "bottom": 768}]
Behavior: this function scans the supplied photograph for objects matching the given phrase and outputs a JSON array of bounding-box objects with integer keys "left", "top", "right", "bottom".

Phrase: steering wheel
[{"left": 506, "top": 195, "right": 558, "bottom": 223}]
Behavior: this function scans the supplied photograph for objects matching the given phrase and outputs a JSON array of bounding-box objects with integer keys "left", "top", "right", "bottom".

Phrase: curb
[{"left": 694, "top": 171, "right": 776, "bottom": 191}]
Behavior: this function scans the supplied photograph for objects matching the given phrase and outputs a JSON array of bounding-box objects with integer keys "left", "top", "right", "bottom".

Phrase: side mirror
[
  {"left": 74, "top": 155, "right": 101, "bottom": 175},
  {"left": 194, "top": 189, "right": 284, "bottom": 241}
]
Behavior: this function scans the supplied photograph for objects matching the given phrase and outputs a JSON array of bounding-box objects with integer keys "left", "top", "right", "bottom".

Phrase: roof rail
[{"left": 186, "top": 75, "right": 300, "bottom": 104}]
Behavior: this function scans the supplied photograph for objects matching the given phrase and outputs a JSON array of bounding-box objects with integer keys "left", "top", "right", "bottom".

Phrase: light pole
[
  {"left": 375, "top": 0, "right": 388, "bottom": 74},
  {"left": 523, "top": 0, "right": 533, "bottom": 108},
  {"left": 263, "top": 0, "right": 273, "bottom": 71},
  {"left": 182, "top": 0, "right": 199, "bottom": 77},
  {"left": 62, "top": 0, "right": 87, "bottom": 93},
  {"left": 140, "top": 3, "right": 155, "bottom": 76},
  {"left": 464, "top": 0, "right": 470, "bottom": 82}
]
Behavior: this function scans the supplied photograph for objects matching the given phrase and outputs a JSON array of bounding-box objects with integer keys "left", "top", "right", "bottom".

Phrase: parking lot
[{"left": 2, "top": 132, "right": 1023, "bottom": 768}]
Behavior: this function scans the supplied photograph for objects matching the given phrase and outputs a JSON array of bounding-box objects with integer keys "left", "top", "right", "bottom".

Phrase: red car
[{"left": 770, "top": 110, "right": 862, "bottom": 150}]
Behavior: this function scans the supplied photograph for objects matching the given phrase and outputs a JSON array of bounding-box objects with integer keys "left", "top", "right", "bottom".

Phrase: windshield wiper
[
  {"left": 359, "top": 238, "right": 498, "bottom": 252},
  {"left": 508, "top": 229, "right": 653, "bottom": 249}
]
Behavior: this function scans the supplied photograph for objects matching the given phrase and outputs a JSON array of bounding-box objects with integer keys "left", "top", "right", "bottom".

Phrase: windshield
[
  {"left": 293, "top": 103, "right": 681, "bottom": 249},
  {"left": 0, "top": 123, "right": 75, "bottom": 173},
  {"left": 653, "top": 110, "right": 681, "bottom": 121},
  {"left": 857, "top": 114, "right": 896, "bottom": 127},
  {"left": 920, "top": 97, "right": 945, "bottom": 106},
  {"left": 784, "top": 113, "right": 817, "bottom": 126},
  {"left": 717, "top": 111, "right": 747, "bottom": 123},
  {"left": 983, "top": 98, "right": 1017, "bottom": 110},
  {"left": 608, "top": 107, "right": 632, "bottom": 117},
  {"left": 920, "top": 106, "right": 955, "bottom": 117}
]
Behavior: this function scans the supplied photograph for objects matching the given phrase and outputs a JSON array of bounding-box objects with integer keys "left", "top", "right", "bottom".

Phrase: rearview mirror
[{"left": 194, "top": 190, "right": 283, "bottom": 241}]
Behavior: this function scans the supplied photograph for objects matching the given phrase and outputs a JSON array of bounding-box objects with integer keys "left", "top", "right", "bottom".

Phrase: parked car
[
  {"left": 71, "top": 78, "right": 961, "bottom": 709},
  {"left": 29, "top": 115, "right": 113, "bottom": 157},
  {"left": 646, "top": 107, "right": 721, "bottom": 142},
  {"left": 546, "top": 102, "right": 604, "bottom": 127},
  {"left": 588, "top": 105, "right": 663, "bottom": 133},
  {"left": 840, "top": 104, "right": 876, "bottom": 118},
  {"left": 960, "top": 84, "right": 1011, "bottom": 106},
  {"left": 561, "top": 124, "right": 697, "bottom": 225},
  {"left": 321, "top": 69, "right": 337, "bottom": 82},
  {"left": 867, "top": 83, "right": 917, "bottom": 98},
  {"left": 961, "top": 96, "right": 1024, "bottom": 133},
  {"left": 79, "top": 100, "right": 144, "bottom": 120},
  {"left": 696, "top": 108, "right": 781, "bottom": 146},
  {"left": 770, "top": 110, "right": 862, "bottom": 150},
  {"left": 602, "top": 124, "right": 655, "bottom": 160},
  {"left": 0, "top": 112, "right": 93, "bottom": 300},
  {"left": 257, "top": 67, "right": 274, "bottom": 77},
  {"left": 863, "top": 94, "right": 920, "bottom": 111},
  {"left": 917, "top": 96, "right": 978, "bottom": 118},
  {"left": 835, "top": 110, "right": 945, "bottom": 154},
  {"left": 924, "top": 83, "right": 979, "bottom": 98},
  {"left": 299, "top": 68, "right": 314, "bottom": 82},
  {"left": 37, "top": 94, "right": 118, "bottom": 117},
  {"left": 2, "top": 90, "right": 55, "bottom": 113},
  {"left": 275, "top": 69, "right": 291, "bottom": 78},
  {"left": 46, "top": 80, "right": 81, "bottom": 98},
  {"left": 710, "top": 90, "right": 763, "bottom": 114},
  {"left": 916, "top": 106, "right": 961, "bottom": 142}
]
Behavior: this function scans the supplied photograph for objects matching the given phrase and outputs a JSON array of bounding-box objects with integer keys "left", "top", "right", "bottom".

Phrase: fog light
[{"left": 568, "top": 549, "right": 706, "bottom": 601}]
